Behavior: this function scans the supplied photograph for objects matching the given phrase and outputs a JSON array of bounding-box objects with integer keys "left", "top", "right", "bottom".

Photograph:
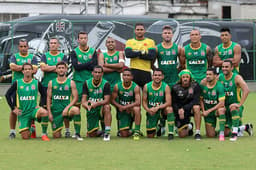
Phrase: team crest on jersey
[
  {"left": 229, "top": 82, "right": 233, "bottom": 86},
  {"left": 159, "top": 92, "right": 163, "bottom": 96},
  {"left": 57, "top": 58, "right": 61, "bottom": 62},
  {"left": 201, "top": 51, "right": 205, "bottom": 56},
  {"left": 89, "top": 89, "right": 93, "bottom": 92},
  {"left": 64, "top": 85, "right": 69, "bottom": 91},
  {"left": 160, "top": 51, "right": 164, "bottom": 55},
  {"left": 31, "top": 85, "right": 35, "bottom": 90},
  {"left": 20, "top": 86, "right": 24, "bottom": 89},
  {"left": 188, "top": 87, "right": 193, "bottom": 94},
  {"left": 114, "top": 56, "right": 118, "bottom": 60},
  {"left": 188, "top": 52, "right": 192, "bottom": 56},
  {"left": 144, "top": 43, "right": 147, "bottom": 46},
  {"left": 172, "top": 50, "right": 176, "bottom": 55},
  {"left": 149, "top": 92, "right": 153, "bottom": 96},
  {"left": 228, "top": 50, "right": 232, "bottom": 55},
  {"left": 212, "top": 90, "right": 216, "bottom": 96},
  {"left": 54, "top": 86, "right": 58, "bottom": 89},
  {"left": 166, "top": 51, "right": 171, "bottom": 55},
  {"left": 28, "top": 59, "right": 31, "bottom": 63}
]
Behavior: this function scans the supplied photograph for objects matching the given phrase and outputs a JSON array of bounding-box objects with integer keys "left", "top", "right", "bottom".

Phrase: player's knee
[
  {"left": 133, "top": 106, "right": 141, "bottom": 114},
  {"left": 71, "top": 106, "right": 80, "bottom": 115},
  {"left": 165, "top": 106, "right": 173, "bottom": 114},
  {"left": 103, "top": 104, "right": 111, "bottom": 112},
  {"left": 218, "top": 107, "right": 225, "bottom": 115},
  {"left": 193, "top": 105, "right": 200, "bottom": 112}
]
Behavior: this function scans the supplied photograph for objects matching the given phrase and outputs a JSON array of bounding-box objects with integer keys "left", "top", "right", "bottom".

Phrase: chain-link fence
[{"left": 0, "top": 15, "right": 255, "bottom": 82}]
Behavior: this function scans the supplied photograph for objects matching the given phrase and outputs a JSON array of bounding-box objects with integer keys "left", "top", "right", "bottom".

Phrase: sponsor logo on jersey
[
  {"left": 160, "top": 60, "right": 176, "bottom": 65},
  {"left": 212, "top": 90, "right": 216, "bottom": 96},
  {"left": 20, "top": 86, "right": 24, "bottom": 89},
  {"left": 188, "top": 60, "right": 205, "bottom": 65},
  {"left": 172, "top": 50, "right": 176, "bottom": 55},
  {"left": 54, "top": 86, "right": 58, "bottom": 89},
  {"left": 225, "top": 91, "right": 234, "bottom": 96},
  {"left": 64, "top": 85, "right": 69, "bottom": 91},
  {"left": 53, "top": 95, "right": 69, "bottom": 100},
  {"left": 149, "top": 101, "right": 163, "bottom": 107},
  {"left": 20, "top": 96, "right": 35, "bottom": 100},
  {"left": 201, "top": 51, "right": 205, "bottom": 56},
  {"left": 228, "top": 50, "right": 232, "bottom": 55},
  {"left": 120, "top": 101, "right": 132, "bottom": 105},
  {"left": 166, "top": 51, "right": 171, "bottom": 55},
  {"left": 204, "top": 99, "right": 217, "bottom": 105},
  {"left": 88, "top": 97, "right": 103, "bottom": 102}
]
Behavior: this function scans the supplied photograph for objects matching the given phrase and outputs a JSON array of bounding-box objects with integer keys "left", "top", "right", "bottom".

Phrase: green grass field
[{"left": 0, "top": 94, "right": 256, "bottom": 170}]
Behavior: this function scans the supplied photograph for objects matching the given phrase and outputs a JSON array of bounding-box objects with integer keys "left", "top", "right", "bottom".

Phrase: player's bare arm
[
  {"left": 206, "top": 46, "right": 212, "bottom": 67},
  {"left": 232, "top": 44, "right": 241, "bottom": 67},
  {"left": 212, "top": 47, "right": 223, "bottom": 67},
  {"left": 179, "top": 47, "right": 186, "bottom": 70},
  {"left": 158, "top": 85, "right": 171, "bottom": 110},
  {"left": 62, "top": 80, "right": 78, "bottom": 116},
  {"left": 233, "top": 75, "right": 250, "bottom": 108},
  {"left": 46, "top": 81, "right": 53, "bottom": 122}
]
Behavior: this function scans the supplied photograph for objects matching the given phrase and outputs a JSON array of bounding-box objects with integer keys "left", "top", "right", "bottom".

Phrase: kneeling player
[
  {"left": 200, "top": 68, "right": 226, "bottom": 141},
  {"left": 111, "top": 69, "right": 142, "bottom": 140},
  {"left": 82, "top": 65, "right": 112, "bottom": 141},
  {"left": 171, "top": 69, "right": 202, "bottom": 139},
  {"left": 142, "top": 68, "right": 175, "bottom": 140},
  {"left": 47, "top": 61, "right": 82, "bottom": 140},
  {"left": 5, "top": 63, "right": 49, "bottom": 140}
]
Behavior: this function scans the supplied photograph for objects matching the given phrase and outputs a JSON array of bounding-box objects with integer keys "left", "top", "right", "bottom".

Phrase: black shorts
[
  {"left": 39, "top": 86, "right": 48, "bottom": 107},
  {"left": 131, "top": 69, "right": 151, "bottom": 88}
]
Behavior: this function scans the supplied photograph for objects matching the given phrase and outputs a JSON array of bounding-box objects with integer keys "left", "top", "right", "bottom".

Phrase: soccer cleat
[
  {"left": 168, "top": 133, "right": 174, "bottom": 141},
  {"left": 9, "top": 132, "right": 16, "bottom": 140},
  {"left": 230, "top": 133, "right": 237, "bottom": 142},
  {"left": 156, "top": 124, "right": 162, "bottom": 137},
  {"left": 133, "top": 133, "right": 140, "bottom": 141},
  {"left": 65, "top": 131, "right": 71, "bottom": 138},
  {"left": 41, "top": 134, "right": 50, "bottom": 141},
  {"left": 237, "top": 131, "right": 243, "bottom": 137},
  {"left": 103, "top": 133, "right": 110, "bottom": 141},
  {"left": 30, "top": 124, "right": 36, "bottom": 138},
  {"left": 74, "top": 133, "right": 83, "bottom": 141},
  {"left": 188, "top": 122, "right": 194, "bottom": 136},
  {"left": 30, "top": 132, "right": 36, "bottom": 138},
  {"left": 219, "top": 134, "right": 225, "bottom": 141},
  {"left": 245, "top": 123, "right": 253, "bottom": 136},
  {"left": 194, "top": 133, "right": 201, "bottom": 140}
]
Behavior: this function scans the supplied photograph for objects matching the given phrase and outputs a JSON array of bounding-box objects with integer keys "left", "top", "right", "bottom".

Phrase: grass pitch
[{"left": 0, "top": 94, "right": 256, "bottom": 170}]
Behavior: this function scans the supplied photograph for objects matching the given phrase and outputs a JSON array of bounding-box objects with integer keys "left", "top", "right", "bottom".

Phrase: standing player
[
  {"left": 200, "top": 68, "right": 226, "bottom": 141},
  {"left": 70, "top": 31, "right": 97, "bottom": 137},
  {"left": 98, "top": 36, "right": 125, "bottom": 91},
  {"left": 125, "top": 23, "right": 156, "bottom": 88},
  {"left": 180, "top": 29, "right": 212, "bottom": 83},
  {"left": 111, "top": 69, "right": 141, "bottom": 140},
  {"left": 142, "top": 68, "right": 175, "bottom": 140},
  {"left": 81, "top": 65, "right": 112, "bottom": 141},
  {"left": 213, "top": 28, "right": 241, "bottom": 73},
  {"left": 40, "top": 37, "right": 68, "bottom": 137},
  {"left": 5, "top": 63, "right": 49, "bottom": 140},
  {"left": 171, "top": 69, "right": 202, "bottom": 139},
  {"left": 219, "top": 60, "right": 252, "bottom": 141},
  {"left": 155, "top": 25, "right": 182, "bottom": 88},
  {"left": 47, "top": 61, "right": 82, "bottom": 140},
  {"left": 8, "top": 39, "right": 38, "bottom": 139}
]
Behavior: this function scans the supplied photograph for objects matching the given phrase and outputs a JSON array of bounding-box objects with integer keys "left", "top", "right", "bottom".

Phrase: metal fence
[{"left": 0, "top": 15, "right": 255, "bottom": 82}]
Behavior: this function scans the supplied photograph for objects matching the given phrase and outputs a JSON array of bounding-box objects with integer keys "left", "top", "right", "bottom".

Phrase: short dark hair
[
  {"left": 135, "top": 23, "right": 145, "bottom": 29},
  {"left": 123, "top": 68, "right": 133, "bottom": 76},
  {"left": 207, "top": 67, "right": 217, "bottom": 75},
  {"left": 56, "top": 61, "right": 67, "bottom": 68},
  {"left": 22, "top": 63, "right": 33, "bottom": 70},
  {"left": 93, "top": 65, "right": 103, "bottom": 72},
  {"left": 223, "top": 59, "right": 233, "bottom": 67},
  {"left": 78, "top": 31, "right": 88, "bottom": 39},
  {"left": 153, "top": 68, "right": 163, "bottom": 74},
  {"left": 220, "top": 27, "right": 231, "bottom": 34},
  {"left": 162, "top": 25, "right": 173, "bottom": 31}
]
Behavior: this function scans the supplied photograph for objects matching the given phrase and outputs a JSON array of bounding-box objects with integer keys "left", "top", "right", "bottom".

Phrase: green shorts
[
  {"left": 18, "top": 107, "right": 40, "bottom": 133},
  {"left": 117, "top": 111, "right": 133, "bottom": 131},
  {"left": 146, "top": 110, "right": 161, "bottom": 132},
  {"left": 225, "top": 105, "right": 244, "bottom": 129},
  {"left": 51, "top": 106, "right": 74, "bottom": 133},
  {"left": 204, "top": 111, "right": 217, "bottom": 128},
  {"left": 86, "top": 107, "right": 103, "bottom": 134}
]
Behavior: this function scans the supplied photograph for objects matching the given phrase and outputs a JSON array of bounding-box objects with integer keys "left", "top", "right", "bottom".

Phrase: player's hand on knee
[
  {"left": 229, "top": 103, "right": 240, "bottom": 110},
  {"left": 62, "top": 107, "right": 69, "bottom": 117},
  {"left": 13, "top": 108, "right": 21, "bottom": 116}
]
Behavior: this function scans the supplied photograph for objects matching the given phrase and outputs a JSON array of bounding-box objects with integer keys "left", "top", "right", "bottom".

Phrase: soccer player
[
  {"left": 154, "top": 25, "right": 182, "bottom": 88},
  {"left": 5, "top": 63, "right": 50, "bottom": 140},
  {"left": 142, "top": 68, "right": 175, "bottom": 140},
  {"left": 8, "top": 39, "right": 38, "bottom": 139},
  {"left": 40, "top": 37, "right": 68, "bottom": 137},
  {"left": 70, "top": 31, "right": 97, "bottom": 137},
  {"left": 111, "top": 68, "right": 141, "bottom": 140},
  {"left": 98, "top": 36, "right": 125, "bottom": 91},
  {"left": 125, "top": 23, "right": 156, "bottom": 88},
  {"left": 180, "top": 29, "right": 212, "bottom": 83},
  {"left": 81, "top": 65, "right": 112, "bottom": 141},
  {"left": 219, "top": 60, "right": 252, "bottom": 141},
  {"left": 47, "top": 61, "right": 82, "bottom": 140},
  {"left": 200, "top": 68, "right": 226, "bottom": 141},
  {"left": 171, "top": 69, "right": 202, "bottom": 140},
  {"left": 213, "top": 27, "right": 241, "bottom": 73}
]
